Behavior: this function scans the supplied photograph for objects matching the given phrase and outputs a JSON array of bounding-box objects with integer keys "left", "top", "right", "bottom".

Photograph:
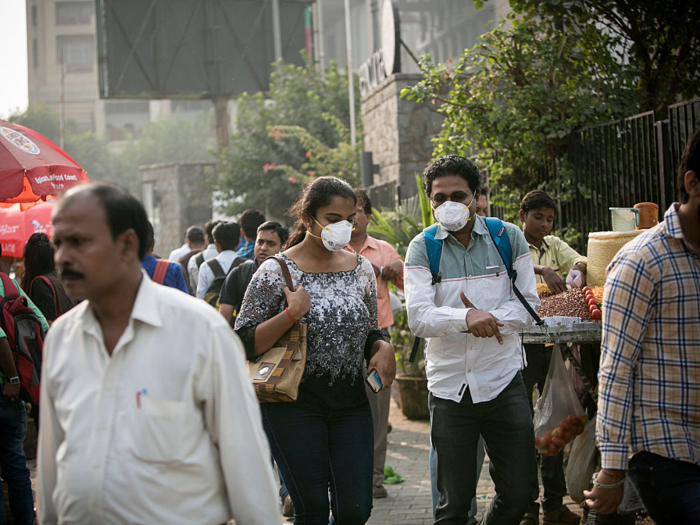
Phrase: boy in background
[{"left": 518, "top": 190, "right": 587, "bottom": 525}]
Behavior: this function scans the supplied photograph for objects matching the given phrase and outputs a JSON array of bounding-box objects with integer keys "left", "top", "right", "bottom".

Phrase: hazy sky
[{"left": 0, "top": 0, "right": 28, "bottom": 119}]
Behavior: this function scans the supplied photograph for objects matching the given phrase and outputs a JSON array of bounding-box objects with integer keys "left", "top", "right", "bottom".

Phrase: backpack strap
[
  {"left": 0, "top": 273, "right": 19, "bottom": 298},
  {"left": 410, "top": 225, "right": 442, "bottom": 363},
  {"left": 423, "top": 224, "right": 442, "bottom": 285},
  {"left": 195, "top": 252, "right": 206, "bottom": 268},
  {"left": 206, "top": 258, "right": 225, "bottom": 278},
  {"left": 152, "top": 260, "right": 170, "bottom": 285},
  {"left": 410, "top": 219, "right": 544, "bottom": 363},
  {"left": 484, "top": 218, "right": 544, "bottom": 327}
]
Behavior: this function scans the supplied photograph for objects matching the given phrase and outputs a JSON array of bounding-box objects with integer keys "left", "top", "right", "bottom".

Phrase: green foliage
[
  {"left": 482, "top": 0, "right": 700, "bottom": 115},
  {"left": 402, "top": 11, "right": 639, "bottom": 215},
  {"left": 117, "top": 113, "right": 216, "bottom": 192},
  {"left": 6, "top": 105, "right": 215, "bottom": 195},
  {"left": 212, "top": 56, "right": 361, "bottom": 220},
  {"left": 367, "top": 174, "right": 434, "bottom": 258},
  {"left": 6, "top": 104, "right": 61, "bottom": 142}
]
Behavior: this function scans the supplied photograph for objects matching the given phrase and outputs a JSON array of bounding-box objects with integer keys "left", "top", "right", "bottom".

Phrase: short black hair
[
  {"left": 204, "top": 219, "right": 221, "bottom": 244},
  {"left": 240, "top": 209, "right": 266, "bottom": 240},
  {"left": 145, "top": 221, "right": 155, "bottom": 249},
  {"left": 186, "top": 226, "right": 205, "bottom": 244},
  {"left": 212, "top": 221, "right": 240, "bottom": 251},
  {"left": 55, "top": 182, "right": 150, "bottom": 260},
  {"left": 258, "top": 221, "right": 289, "bottom": 246},
  {"left": 354, "top": 188, "right": 372, "bottom": 216},
  {"left": 520, "top": 190, "right": 557, "bottom": 215},
  {"left": 423, "top": 155, "right": 481, "bottom": 198},
  {"left": 678, "top": 128, "right": 700, "bottom": 204}
]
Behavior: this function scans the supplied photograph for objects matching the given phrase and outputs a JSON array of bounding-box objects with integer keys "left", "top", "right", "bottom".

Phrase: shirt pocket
[{"left": 129, "top": 396, "right": 189, "bottom": 463}]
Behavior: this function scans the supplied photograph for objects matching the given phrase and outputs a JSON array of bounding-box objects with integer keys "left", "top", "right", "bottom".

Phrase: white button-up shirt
[
  {"left": 404, "top": 218, "right": 539, "bottom": 404},
  {"left": 187, "top": 244, "right": 218, "bottom": 292},
  {"left": 196, "top": 250, "right": 240, "bottom": 299},
  {"left": 37, "top": 273, "right": 279, "bottom": 525}
]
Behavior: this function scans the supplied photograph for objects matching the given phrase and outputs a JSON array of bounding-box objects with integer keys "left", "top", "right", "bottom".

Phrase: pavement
[{"left": 368, "top": 402, "right": 585, "bottom": 525}]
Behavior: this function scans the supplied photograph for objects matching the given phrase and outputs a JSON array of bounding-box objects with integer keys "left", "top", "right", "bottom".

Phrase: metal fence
[{"left": 490, "top": 97, "right": 700, "bottom": 253}]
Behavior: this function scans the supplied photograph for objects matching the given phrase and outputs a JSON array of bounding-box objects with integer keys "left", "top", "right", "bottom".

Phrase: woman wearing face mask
[{"left": 235, "top": 176, "right": 396, "bottom": 525}]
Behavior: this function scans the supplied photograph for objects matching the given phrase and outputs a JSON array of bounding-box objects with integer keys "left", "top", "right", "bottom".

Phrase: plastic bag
[
  {"left": 533, "top": 345, "right": 587, "bottom": 456},
  {"left": 566, "top": 415, "right": 597, "bottom": 503}
]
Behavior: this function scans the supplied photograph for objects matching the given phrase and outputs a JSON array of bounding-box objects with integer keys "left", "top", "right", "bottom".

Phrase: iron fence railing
[{"left": 488, "top": 97, "right": 700, "bottom": 253}]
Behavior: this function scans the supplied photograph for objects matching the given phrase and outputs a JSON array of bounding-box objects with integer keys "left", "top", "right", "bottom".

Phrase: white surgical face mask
[
  {"left": 433, "top": 197, "right": 474, "bottom": 231},
  {"left": 309, "top": 217, "right": 354, "bottom": 251}
]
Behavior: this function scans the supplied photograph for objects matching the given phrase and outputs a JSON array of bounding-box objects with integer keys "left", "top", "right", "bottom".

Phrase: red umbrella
[
  {"left": 0, "top": 119, "right": 89, "bottom": 205},
  {"left": 0, "top": 200, "right": 54, "bottom": 258}
]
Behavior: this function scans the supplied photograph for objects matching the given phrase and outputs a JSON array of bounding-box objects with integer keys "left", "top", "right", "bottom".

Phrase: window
[
  {"left": 56, "top": 35, "right": 94, "bottom": 73},
  {"left": 56, "top": 2, "right": 92, "bottom": 25},
  {"left": 31, "top": 5, "right": 38, "bottom": 27},
  {"left": 32, "top": 39, "right": 38, "bottom": 68}
]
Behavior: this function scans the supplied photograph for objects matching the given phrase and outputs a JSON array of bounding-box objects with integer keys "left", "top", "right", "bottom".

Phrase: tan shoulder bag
[{"left": 247, "top": 257, "right": 307, "bottom": 403}]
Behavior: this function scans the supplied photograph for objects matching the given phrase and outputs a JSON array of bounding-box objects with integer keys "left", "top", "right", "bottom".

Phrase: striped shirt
[
  {"left": 597, "top": 203, "right": 700, "bottom": 470},
  {"left": 404, "top": 216, "right": 539, "bottom": 403}
]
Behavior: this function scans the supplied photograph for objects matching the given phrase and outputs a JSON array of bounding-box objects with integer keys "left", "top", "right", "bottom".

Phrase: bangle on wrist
[
  {"left": 284, "top": 307, "right": 299, "bottom": 324},
  {"left": 592, "top": 478, "right": 625, "bottom": 489}
]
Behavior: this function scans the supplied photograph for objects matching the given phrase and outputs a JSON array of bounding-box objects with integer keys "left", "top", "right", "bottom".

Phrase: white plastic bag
[
  {"left": 533, "top": 345, "right": 587, "bottom": 456},
  {"left": 566, "top": 415, "right": 597, "bottom": 503}
]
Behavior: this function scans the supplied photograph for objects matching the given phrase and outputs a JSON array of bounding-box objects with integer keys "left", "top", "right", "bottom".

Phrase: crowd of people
[{"left": 0, "top": 130, "right": 698, "bottom": 525}]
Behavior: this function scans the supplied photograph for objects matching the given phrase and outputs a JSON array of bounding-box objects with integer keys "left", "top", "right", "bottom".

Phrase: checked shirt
[{"left": 598, "top": 203, "right": 700, "bottom": 470}]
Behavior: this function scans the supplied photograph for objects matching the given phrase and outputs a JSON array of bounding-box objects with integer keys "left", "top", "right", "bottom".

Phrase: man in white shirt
[
  {"left": 38, "top": 182, "right": 280, "bottom": 525},
  {"left": 168, "top": 225, "right": 207, "bottom": 262},
  {"left": 187, "top": 219, "right": 221, "bottom": 292},
  {"left": 404, "top": 156, "right": 539, "bottom": 525},
  {"left": 196, "top": 221, "right": 245, "bottom": 300}
]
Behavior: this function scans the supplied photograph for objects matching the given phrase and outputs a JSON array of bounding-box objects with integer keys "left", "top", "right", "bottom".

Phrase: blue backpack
[{"left": 408, "top": 218, "right": 543, "bottom": 362}]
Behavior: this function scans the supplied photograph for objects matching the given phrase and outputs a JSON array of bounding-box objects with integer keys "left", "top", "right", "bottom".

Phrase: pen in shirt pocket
[{"left": 136, "top": 389, "right": 148, "bottom": 408}]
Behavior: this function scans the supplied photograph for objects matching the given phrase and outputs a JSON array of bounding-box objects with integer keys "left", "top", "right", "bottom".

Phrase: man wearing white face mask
[{"left": 404, "top": 155, "right": 540, "bottom": 525}]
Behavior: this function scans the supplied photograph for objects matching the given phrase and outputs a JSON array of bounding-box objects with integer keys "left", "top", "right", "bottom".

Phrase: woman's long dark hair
[
  {"left": 284, "top": 177, "right": 357, "bottom": 249},
  {"left": 21, "top": 233, "right": 56, "bottom": 291}
]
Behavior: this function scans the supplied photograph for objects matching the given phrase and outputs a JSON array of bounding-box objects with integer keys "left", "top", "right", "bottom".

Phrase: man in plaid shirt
[{"left": 584, "top": 129, "right": 700, "bottom": 523}]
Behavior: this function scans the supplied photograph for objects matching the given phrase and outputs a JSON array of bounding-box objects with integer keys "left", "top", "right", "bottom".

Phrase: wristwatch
[{"left": 8, "top": 376, "right": 20, "bottom": 385}]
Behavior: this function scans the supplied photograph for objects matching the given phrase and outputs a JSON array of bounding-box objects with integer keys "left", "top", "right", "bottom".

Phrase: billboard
[{"left": 96, "top": 0, "right": 311, "bottom": 98}]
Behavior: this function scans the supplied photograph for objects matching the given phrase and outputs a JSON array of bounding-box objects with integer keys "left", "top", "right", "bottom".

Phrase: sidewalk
[{"left": 367, "top": 402, "right": 583, "bottom": 525}]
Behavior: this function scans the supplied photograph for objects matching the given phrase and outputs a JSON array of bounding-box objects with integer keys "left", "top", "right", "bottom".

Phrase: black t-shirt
[
  {"left": 219, "top": 260, "right": 257, "bottom": 317},
  {"left": 28, "top": 273, "right": 76, "bottom": 322}
]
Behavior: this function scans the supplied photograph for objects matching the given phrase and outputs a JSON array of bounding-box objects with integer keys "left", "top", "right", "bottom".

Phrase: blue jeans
[
  {"left": 0, "top": 398, "right": 34, "bottom": 525},
  {"left": 429, "top": 372, "right": 538, "bottom": 525},
  {"left": 261, "top": 403, "right": 374, "bottom": 525},
  {"left": 628, "top": 451, "right": 700, "bottom": 525}
]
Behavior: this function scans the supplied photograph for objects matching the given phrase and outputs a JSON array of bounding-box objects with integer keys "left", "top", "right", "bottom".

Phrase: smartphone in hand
[{"left": 366, "top": 369, "right": 383, "bottom": 393}]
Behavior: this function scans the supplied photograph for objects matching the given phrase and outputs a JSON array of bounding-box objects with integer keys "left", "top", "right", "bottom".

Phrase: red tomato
[
  {"left": 582, "top": 286, "right": 591, "bottom": 294},
  {"left": 587, "top": 297, "right": 598, "bottom": 307},
  {"left": 591, "top": 308, "right": 602, "bottom": 321}
]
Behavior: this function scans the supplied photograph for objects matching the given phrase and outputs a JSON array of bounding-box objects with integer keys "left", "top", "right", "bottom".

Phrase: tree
[
  {"left": 402, "top": 11, "right": 638, "bottom": 208},
  {"left": 7, "top": 105, "right": 216, "bottom": 195},
  {"left": 492, "top": 0, "right": 700, "bottom": 115},
  {"left": 212, "top": 56, "right": 361, "bottom": 220},
  {"left": 117, "top": 112, "right": 216, "bottom": 192}
]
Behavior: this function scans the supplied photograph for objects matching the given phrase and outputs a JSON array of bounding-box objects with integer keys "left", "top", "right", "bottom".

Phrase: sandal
[
  {"left": 519, "top": 511, "right": 539, "bottom": 525},
  {"left": 543, "top": 505, "right": 581, "bottom": 525}
]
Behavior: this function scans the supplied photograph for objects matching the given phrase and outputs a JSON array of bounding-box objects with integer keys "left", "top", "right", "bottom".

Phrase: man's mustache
[{"left": 59, "top": 268, "right": 85, "bottom": 280}]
